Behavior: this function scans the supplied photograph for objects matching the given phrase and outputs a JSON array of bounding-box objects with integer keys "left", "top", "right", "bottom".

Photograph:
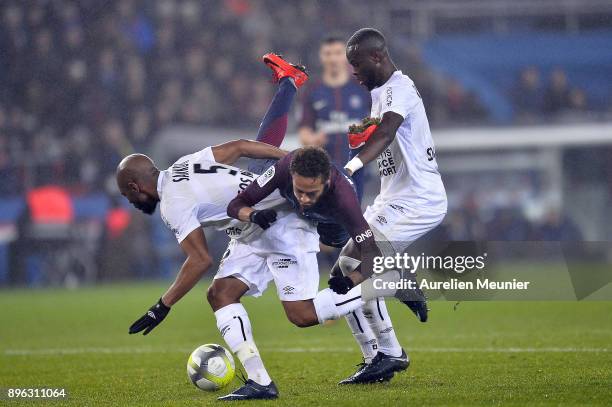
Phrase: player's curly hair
[{"left": 290, "top": 147, "right": 331, "bottom": 181}]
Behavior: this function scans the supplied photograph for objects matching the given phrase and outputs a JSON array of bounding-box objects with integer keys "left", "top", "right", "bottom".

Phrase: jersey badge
[{"left": 257, "top": 165, "right": 275, "bottom": 187}]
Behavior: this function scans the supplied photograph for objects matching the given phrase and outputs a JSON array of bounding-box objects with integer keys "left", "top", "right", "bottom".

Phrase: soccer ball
[{"left": 187, "top": 344, "right": 235, "bottom": 391}]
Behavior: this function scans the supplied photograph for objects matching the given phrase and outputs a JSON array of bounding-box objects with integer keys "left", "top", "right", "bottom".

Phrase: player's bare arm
[
  {"left": 161, "top": 227, "right": 213, "bottom": 306},
  {"left": 129, "top": 227, "right": 212, "bottom": 335},
  {"left": 211, "top": 139, "right": 288, "bottom": 166},
  {"left": 345, "top": 111, "right": 403, "bottom": 175}
]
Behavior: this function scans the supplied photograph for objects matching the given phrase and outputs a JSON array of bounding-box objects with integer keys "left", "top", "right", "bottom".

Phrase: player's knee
[
  {"left": 287, "top": 314, "right": 312, "bottom": 328},
  {"left": 206, "top": 284, "right": 230, "bottom": 309},
  {"left": 206, "top": 284, "right": 218, "bottom": 307},
  {"left": 207, "top": 281, "right": 245, "bottom": 311}
]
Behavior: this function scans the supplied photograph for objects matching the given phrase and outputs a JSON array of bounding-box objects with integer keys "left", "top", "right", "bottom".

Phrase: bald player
[
  {"left": 116, "top": 144, "right": 290, "bottom": 307},
  {"left": 117, "top": 55, "right": 312, "bottom": 400},
  {"left": 323, "top": 28, "right": 448, "bottom": 384}
]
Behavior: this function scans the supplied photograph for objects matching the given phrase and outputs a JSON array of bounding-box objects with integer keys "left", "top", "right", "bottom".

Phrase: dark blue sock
[
  {"left": 248, "top": 78, "right": 296, "bottom": 174},
  {"left": 255, "top": 78, "right": 296, "bottom": 148}
]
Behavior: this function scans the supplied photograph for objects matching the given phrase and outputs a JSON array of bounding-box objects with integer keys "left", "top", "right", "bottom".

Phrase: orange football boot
[{"left": 262, "top": 53, "right": 309, "bottom": 88}]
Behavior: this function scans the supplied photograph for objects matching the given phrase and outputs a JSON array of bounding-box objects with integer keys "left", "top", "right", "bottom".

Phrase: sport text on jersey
[
  {"left": 378, "top": 148, "right": 397, "bottom": 176},
  {"left": 172, "top": 160, "right": 190, "bottom": 182},
  {"left": 426, "top": 147, "right": 437, "bottom": 161}
]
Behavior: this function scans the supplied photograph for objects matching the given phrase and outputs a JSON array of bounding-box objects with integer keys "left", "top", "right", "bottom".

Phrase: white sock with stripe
[
  {"left": 345, "top": 307, "right": 378, "bottom": 364},
  {"left": 363, "top": 298, "right": 402, "bottom": 357},
  {"left": 214, "top": 303, "right": 272, "bottom": 385}
]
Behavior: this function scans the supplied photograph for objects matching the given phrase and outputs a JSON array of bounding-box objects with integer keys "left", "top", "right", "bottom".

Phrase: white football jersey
[
  {"left": 369, "top": 70, "right": 447, "bottom": 214},
  {"left": 157, "top": 147, "right": 289, "bottom": 243}
]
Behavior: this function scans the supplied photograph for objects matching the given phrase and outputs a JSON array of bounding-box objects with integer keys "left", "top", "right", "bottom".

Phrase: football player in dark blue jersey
[{"left": 298, "top": 36, "right": 371, "bottom": 201}]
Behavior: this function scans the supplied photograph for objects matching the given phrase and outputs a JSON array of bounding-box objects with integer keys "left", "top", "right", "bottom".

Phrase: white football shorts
[{"left": 213, "top": 211, "right": 320, "bottom": 302}]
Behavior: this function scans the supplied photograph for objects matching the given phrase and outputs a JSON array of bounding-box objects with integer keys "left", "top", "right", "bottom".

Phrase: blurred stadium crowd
[
  {"left": 0, "top": 0, "right": 609, "bottom": 285},
  {"left": 2, "top": 0, "right": 604, "bottom": 193}
]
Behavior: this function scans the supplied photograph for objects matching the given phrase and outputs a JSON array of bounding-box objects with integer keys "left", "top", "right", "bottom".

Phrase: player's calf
[
  {"left": 281, "top": 282, "right": 370, "bottom": 327},
  {"left": 281, "top": 300, "right": 319, "bottom": 328}
]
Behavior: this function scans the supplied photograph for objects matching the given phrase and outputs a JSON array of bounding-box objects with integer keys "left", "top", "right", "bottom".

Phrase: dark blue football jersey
[
  {"left": 299, "top": 78, "right": 371, "bottom": 165},
  {"left": 299, "top": 79, "right": 370, "bottom": 201}
]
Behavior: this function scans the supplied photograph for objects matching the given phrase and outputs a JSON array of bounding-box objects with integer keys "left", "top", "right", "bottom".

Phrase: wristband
[
  {"left": 344, "top": 156, "right": 364, "bottom": 174},
  {"left": 157, "top": 297, "right": 171, "bottom": 311}
]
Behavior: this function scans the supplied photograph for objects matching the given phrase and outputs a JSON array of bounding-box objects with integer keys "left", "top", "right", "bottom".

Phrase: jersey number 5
[
  {"left": 193, "top": 164, "right": 254, "bottom": 193},
  {"left": 193, "top": 164, "right": 238, "bottom": 175}
]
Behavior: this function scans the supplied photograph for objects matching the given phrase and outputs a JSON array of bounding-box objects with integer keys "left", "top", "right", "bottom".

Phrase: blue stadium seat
[
  {"left": 422, "top": 30, "right": 612, "bottom": 122},
  {"left": 0, "top": 197, "right": 25, "bottom": 223},
  {"left": 71, "top": 194, "right": 110, "bottom": 220}
]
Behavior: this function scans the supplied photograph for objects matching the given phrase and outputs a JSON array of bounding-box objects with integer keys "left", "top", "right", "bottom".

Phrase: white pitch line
[{"left": 3, "top": 347, "right": 610, "bottom": 356}]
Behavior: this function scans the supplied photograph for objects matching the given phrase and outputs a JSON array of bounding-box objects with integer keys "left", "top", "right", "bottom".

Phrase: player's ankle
[
  {"left": 248, "top": 370, "right": 272, "bottom": 386},
  {"left": 379, "top": 347, "right": 402, "bottom": 358},
  {"left": 280, "top": 76, "right": 296, "bottom": 88}
]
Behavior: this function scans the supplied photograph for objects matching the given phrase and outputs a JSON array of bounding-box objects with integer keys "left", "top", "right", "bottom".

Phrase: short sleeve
[
  {"left": 195, "top": 147, "right": 216, "bottom": 163},
  {"left": 160, "top": 198, "right": 201, "bottom": 243},
  {"left": 379, "top": 81, "right": 419, "bottom": 119}
]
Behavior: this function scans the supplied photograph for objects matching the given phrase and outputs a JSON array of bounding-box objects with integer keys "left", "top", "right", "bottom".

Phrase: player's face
[
  {"left": 292, "top": 174, "right": 328, "bottom": 210},
  {"left": 346, "top": 47, "right": 378, "bottom": 91},
  {"left": 320, "top": 42, "right": 347, "bottom": 74},
  {"left": 120, "top": 183, "right": 158, "bottom": 215}
]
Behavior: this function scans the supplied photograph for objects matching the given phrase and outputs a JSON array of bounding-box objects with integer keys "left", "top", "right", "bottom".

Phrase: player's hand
[
  {"left": 129, "top": 298, "right": 171, "bottom": 335},
  {"left": 328, "top": 275, "right": 355, "bottom": 294},
  {"left": 249, "top": 209, "right": 277, "bottom": 230}
]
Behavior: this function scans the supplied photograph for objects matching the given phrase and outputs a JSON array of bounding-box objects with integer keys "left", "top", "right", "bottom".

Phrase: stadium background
[
  {"left": 1, "top": 1, "right": 611, "bottom": 405},
  {"left": 2, "top": 0, "right": 612, "bottom": 286}
]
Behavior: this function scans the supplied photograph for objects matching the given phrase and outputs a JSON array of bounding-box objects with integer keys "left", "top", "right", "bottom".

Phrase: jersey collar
[
  {"left": 157, "top": 171, "right": 165, "bottom": 199},
  {"left": 372, "top": 70, "right": 402, "bottom": 93}
]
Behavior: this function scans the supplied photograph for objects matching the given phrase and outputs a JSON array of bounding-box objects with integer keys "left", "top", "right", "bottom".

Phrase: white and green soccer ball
[{"left": 187, "top": 344, "right": 235, "bottom": 391}]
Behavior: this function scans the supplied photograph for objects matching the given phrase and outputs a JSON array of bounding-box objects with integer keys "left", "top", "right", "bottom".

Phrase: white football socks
[
  {"left": 362, "top": 298, "right": 402, "bottom": 357},
  {"left": 313, "top": 284, "right": 366, "bottom": 323},
  {"left": 214, "top": 303, "right": 272, "bottom": 385},
  {"left": 344, "top": 308, "right": 378, "bottom": 364}
]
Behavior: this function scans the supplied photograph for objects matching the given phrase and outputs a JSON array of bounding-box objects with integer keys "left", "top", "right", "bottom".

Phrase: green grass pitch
[{"left": 1, "top": 281, "right": 611, "bottom": 406}]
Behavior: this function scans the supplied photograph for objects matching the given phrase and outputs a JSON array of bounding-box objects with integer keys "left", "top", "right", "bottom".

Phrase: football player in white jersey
[
  {"left": 327, "top": 28, "right": 448, "bottom": 384},
  {"left": 117, "top": 56, "right": 312, "bottom": 400},
  {"left": 117, "top": 55, "right": 396, "bottom": 401}
]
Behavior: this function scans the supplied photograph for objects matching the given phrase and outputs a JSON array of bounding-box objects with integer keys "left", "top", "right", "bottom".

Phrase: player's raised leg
[
  {"left": 263, "top": 245, "right": 373, "bottom": 328},
  {"left": 248, "top": 53, "right": 308, "bottom": 174}
]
